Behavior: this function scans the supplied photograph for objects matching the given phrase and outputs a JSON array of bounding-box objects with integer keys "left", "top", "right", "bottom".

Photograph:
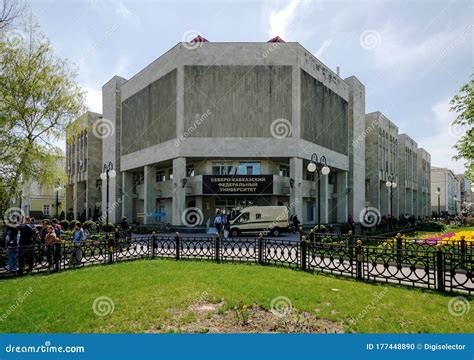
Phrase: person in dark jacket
[
  {"left": 18, "top": 217, "right": 34, "bottom": 274},
  {"left": 5, "top": 224, "right": 19, "bottom": 272}
]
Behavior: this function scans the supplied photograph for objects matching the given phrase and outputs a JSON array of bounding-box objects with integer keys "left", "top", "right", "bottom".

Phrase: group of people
[
  {"left": 2, "top": 217, "right": 86, "bottom": 273},
  {"left": 213, "top": 211, "right": 230, "bottom": 239}
]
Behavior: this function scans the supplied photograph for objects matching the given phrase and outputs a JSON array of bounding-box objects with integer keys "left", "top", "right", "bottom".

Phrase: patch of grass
[{"left": 0, "top": 259, "right": 472, "bottom": 333}]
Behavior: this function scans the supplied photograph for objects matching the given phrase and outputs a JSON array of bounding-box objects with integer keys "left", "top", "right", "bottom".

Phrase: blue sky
[{"left": 30, "top": 0, "right": 472, "bottom": 173}]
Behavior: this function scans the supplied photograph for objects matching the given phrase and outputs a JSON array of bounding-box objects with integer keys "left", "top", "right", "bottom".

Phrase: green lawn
[{"left": 0, "top": 259, "right": 472, "bottom": 333}]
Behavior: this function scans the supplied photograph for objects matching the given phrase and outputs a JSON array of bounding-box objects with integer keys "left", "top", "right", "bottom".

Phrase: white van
[{"left": 229, "top": 206, "right": 289, "bottom": 237}]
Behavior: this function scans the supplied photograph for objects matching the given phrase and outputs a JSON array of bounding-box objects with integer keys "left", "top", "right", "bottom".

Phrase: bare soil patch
[{"left": 153, "top": 301, "right": 344, "bottom": 334}]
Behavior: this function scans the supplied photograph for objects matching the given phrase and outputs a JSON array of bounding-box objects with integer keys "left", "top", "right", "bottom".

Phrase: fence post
[
  {"left": 215, "top": 232, "right": 220, "bottom": 263},
  {"left": 348, "top": 230, "right": 354, "bottom": 259},
  {"left": 395, "top": 233, "right": 403, "bottom": 264},
  {"left": 151, "top": 231, "right": 156, "bottom": 259},
  {"left": 300, "top": 236, "right": 307, "bottom": 271},
  {"left": 175, "top": 232, "right": 180, "bottom": 261},
  {"left": 460, "top": 236, "right": 466, "bottom": 263},
  {"left": 108, "top": 233, "right": 114, "bottom": 264},
  {"left": 436, "top": 244, "right": 445, "bottom": 291},
  {"left": 258, "top": 233, "right": 264, "bottom": 265},
  {"left": 355, "top": 239, "right": 363, "bottom": 280}
]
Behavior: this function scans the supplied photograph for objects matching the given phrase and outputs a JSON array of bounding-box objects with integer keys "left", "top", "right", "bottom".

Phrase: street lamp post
[
  {"left": 55, "top": 185, "right": 61, "bottom": 219},
  {"left": 100, "top": 161, "right": 116, "bottom": 231},
  {"left": 435, "top": 187, "right": 441, "bottom": 218},
  {"left": 385, "top": 174, "right": 398, "bottom": 217},
  {"left": 306, "top": 153, "right": 330, "bottom": 230}
]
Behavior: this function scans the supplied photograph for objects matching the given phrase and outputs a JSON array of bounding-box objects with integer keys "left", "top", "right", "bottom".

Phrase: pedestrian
[
  {"left": 120, "top": 216, "right": 130, "bottom": 230},
  {"left": 18, "top": 217, "right": 34, "bottom": 274},
  {"left": 45, "top": 225, "right": 59, "bottom": 271},
  {"left": 5, "top": 224, "right": 20, "bottom": 273},
  {"left": 71, "top": 222, "right": 85, "bottom": 265},
  {"left": 51, "top": 219, "right": 61, "bottom": 238},
  {"left": 292, "top": 215, "right": 300, "bottom": 234},
  {"left": 214, "top": 211, "right": 222, "bottom": 235},
  {"left": 223, "top": 214, "right": 230, "bottom": 239},
  {"left": 40, "top": 219, "right": 50, "bottom": 244}
]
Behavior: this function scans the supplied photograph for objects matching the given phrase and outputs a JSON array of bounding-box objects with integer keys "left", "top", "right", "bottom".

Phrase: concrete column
[
  {"left": 344, "top": 76, "right": 366, "bottom": 222},
  {"left": 176, "top": 66, "right": 184, "bottom": 142},
  {"left": 73, "top": 183, "right": 78, "bottom": 219},
  {"left": 122, "top": 171, "right": 133, "bottom": 221},
  {"left": 144, "top": 165, "right": 156, "bottom": 225},
  {"left": 336, "top": 171, "right": 348, "bottom": 222},
  {"left": 102, "top": 75, "right": 127, "bottom": 223},
  {"left": 172, "top": 157, "right": 186, "bottom": 226},
  {"left": 319, "top": 174, "right": 329, "bottom": 224},
  {"left": 380, "top": 182, "right": 389, "bottom": 216},
  {"left": 289, "top": 157, "right": 303, "bottom": 221},
  {"left": 291, "top": 66, "right": 301, "bottom": 138}
]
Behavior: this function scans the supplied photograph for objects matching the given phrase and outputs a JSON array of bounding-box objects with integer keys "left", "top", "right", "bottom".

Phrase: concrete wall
[
  {"left": 301, "top": 70, "right": 348, "bottom": 155},
  {"left": 183, "top": 65, "right": 292, "bottom": 138},
  {"left": 122, "top": 70, "right": 177, "bottom": 155}
]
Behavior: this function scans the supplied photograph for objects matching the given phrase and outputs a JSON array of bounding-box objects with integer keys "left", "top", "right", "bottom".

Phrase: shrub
[
  {"left": 102, "top": 223, "right": 116, "bottom": 232},
  {"left": 417, "top": 221, "right": 446, "bottom": 232},
  {"left": 59, "top": 220, "right": 70, "bottom": 230},
  {"left": 83, "top": 220, "right": 98, "bottom": 232},
  {"left": 339, "top": 223, "right": 352, "bottom": 234}
]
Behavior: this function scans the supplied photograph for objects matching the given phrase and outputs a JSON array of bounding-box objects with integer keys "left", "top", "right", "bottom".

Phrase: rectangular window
[
  {"left": 187, "top": 166, "right": 195, "bottom": 177},
  {"left": 279, "top": 164, "right": 290, "bottom": 177},
  {"left": 168, "top": 169, "right": 173, "bottom": 180},
  {"left": 43, "top": 204, "right": 50, "bottom": 216},
  {"left": 212, "top": 163, "right": 234, "bottom": 175},
  {"left": 156, "top": 170, "right": 165, "bottom": 182},
  {"left": 238, "top": 162, "right": 260, "bottom": 175},
  {"left": 305, "top": 172, "right": 315, "bottom": 181}
]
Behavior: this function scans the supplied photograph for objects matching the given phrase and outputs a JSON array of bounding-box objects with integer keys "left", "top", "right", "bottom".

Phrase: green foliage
[
  {"left": 450, "top": 74, "right": 474, "bottom": 181},
  {"left": 416, "top": 221, "right": 446, "bottom": 232},
  {"left": 0, "top": 19, "right": 85, "bottom": 213},
  {"left": 102, "top": 223, "right": 116, "bottom": 232},
  {"left": 83, "top": 220, "right": 98, "bottom": 231},
  {"left": 0, "top": 260, "right": 471, "bottom": 333}
]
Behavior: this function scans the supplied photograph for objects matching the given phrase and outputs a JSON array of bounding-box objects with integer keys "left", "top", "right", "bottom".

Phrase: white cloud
[
  {"left": 116, "top": 2, "right": 131, "bottom": 18},
  {"left": 417, "top": 98, "right": 465, "bottom": 174},
  {"left": 268, "top": 0, "right": 301, "bottom": 38},
  {"left": 84, "top": 86, "right": 103, "bottom": 113}
]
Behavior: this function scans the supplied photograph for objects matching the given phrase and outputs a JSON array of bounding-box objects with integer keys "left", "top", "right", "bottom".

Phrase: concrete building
[
  {"left": 364, "top": 112, "right": 399, "bottom": 217},
  {"left": 398, "top": 134, "right": 419, "bottom": 216},
  {"left": 417, "top": 148, "right": 431, "bottom": 218},
  {"left": 431, "top": 167, "right": 459, "bottom": 216},
  {"left": 65, "top": 111, "right": 104, "bottom": 221},
  {"left": 20, "top": 182, "right": 65, "bottom": 220},
  {"left": 98, "top": 39, "right": 367, "bottom": 226},
  {"left": 456, "top": 174, "right": 473, "bottom": 216},
  {"left": 65, "top": 37, "right": 433, "bottom": 227}
]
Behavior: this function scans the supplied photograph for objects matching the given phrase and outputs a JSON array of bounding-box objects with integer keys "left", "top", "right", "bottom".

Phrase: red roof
[
  {"left": 267, "top": 36, "right": 285, "bottom": 43},
  {"left": 190, "top": 35, "right": 209, "bottom": 43}
]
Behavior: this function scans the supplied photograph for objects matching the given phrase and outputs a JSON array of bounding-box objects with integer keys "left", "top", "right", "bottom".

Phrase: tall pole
[
  {"left": 390, "top": 188, "right": 393, "bottom": 217},
  {"left": 437, "top": 194, "right": 440, "bottom": 217},
  {"left": 55, "top": 190, "right": 59, "bottom": 219},
  {"left": 106, "top": 172, "right": 110, "bottom": 227},
  {"left": 317, "top": 170, "right": 321, "bottom": 229}
]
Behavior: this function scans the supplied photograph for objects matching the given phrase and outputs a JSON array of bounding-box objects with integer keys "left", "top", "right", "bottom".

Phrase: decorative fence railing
[{"left": 0, "top": 232, "right": 472, "bottom": 294}]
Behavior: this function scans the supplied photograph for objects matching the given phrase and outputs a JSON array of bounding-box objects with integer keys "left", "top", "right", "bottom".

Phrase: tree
[
  {"left": 0, "top": 0, "right": 23, "bottom": 30},
  {"left": 0, "top": 18, "right": 85, "bottom": 214},
  {"left": 450, "top": 74, "right": 474, "bottom": 181}
]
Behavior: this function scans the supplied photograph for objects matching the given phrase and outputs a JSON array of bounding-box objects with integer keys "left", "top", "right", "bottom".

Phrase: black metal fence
[{"left": 0, "top": 232, "right": 472, "bottom": 294}]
